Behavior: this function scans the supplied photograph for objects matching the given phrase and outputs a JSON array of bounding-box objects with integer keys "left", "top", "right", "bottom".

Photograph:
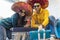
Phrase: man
[
  {"left": 0, "top": 2, "right": 32, "bottom": 40},
  {"left": 28, "top": 0, "right": 55, "bottom": 34},
  {"left": 31, "top": 3, "right": 49, "bottom": 29}
]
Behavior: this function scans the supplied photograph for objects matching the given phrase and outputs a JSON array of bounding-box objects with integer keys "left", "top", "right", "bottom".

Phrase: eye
[
  {"left": 37, "top": 5, "right": 39, "bottom": 7},
  {"left": 20, "top": 10, "right": 26, "bottom": 14},
  {"left": 34, "top": 5, "right": 40, "bottom": 8}
]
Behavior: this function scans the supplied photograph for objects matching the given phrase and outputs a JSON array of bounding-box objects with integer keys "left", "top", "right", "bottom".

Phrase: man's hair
[{"left": 27, "top": 0, "right": 49, "bottom": 9}]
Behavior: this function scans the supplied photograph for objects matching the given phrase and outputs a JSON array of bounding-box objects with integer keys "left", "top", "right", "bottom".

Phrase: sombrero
[{"left": 11, "top": 2, "right": 32, "bottom": 16}]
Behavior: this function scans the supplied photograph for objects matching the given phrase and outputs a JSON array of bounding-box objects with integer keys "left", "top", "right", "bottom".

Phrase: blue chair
[
  {"left": 45, "top": 30, "right": 51, "bottom": 39},
  {"left": 46, "top": 16, "right": 56, "bottom": 34},
  {"left": 55, "top": 19, "right": 60, "bottom": 38},
  {"left": 29, "top": 31, "right": 38, "bottom": 40},
  {"left": 29, "top": 30, "right": 51, "bottom": 40},
  {"left": 49, "top": 16, "right": 56, "bottom": 25}
]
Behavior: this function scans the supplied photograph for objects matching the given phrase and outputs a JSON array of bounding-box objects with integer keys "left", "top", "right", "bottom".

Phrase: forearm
[
  {"left": 42, "top": 18, "right": 49, "bottom": 27},
  {"left": 31, "top": 23, "right": 39, "bottom": 28}
]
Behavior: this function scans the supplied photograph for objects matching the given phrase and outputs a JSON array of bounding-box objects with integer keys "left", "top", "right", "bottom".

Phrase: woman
[{"left": 0, "top": 2, "right": 32, "bottom": 40}]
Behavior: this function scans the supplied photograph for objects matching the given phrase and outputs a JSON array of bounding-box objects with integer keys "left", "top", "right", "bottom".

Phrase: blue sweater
[{"left": 0, "top": 13, "right": 19, "bottom": 29}]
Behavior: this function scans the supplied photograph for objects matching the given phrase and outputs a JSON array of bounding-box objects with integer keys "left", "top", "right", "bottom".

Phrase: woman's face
[
  {"left": 34, "top": 3, "right": 41, "bottom": 11},
  {"left": 18, "top": 10, "right": 26, "bottom": 17}
]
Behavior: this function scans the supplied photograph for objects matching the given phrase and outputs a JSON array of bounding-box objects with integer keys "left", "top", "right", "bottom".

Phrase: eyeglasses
[
  {"left": 19, "top": 10, "right": 26, "bottom": 14},
  {"left": 34, "top": 5, "right": 39, "bottom": 8}
]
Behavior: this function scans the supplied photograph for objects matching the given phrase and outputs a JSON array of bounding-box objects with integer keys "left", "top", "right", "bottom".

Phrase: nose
[{"left": 21, "top": 13, "right": 25, "bottom": 16}]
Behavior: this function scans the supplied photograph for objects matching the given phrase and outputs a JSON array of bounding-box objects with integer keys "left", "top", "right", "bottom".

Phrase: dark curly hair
[{"left": 27, "top": 0, "right": 49, "bottom": 9}]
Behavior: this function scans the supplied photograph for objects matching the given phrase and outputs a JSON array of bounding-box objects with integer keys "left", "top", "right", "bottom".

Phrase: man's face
[
  {"left": 19, "top": 10, "right": 26, "bottom": 17},
  {"left": 34, "top": 3, "right": 41, "bottom": 11}
]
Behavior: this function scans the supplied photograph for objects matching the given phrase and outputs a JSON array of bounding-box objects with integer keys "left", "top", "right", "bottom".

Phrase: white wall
[
  {"left": 0, "top": 0, "right": 14, "bottom": 18},
  {"left": 48, "top": 0, "right": 60, "bottom": 19},
  {"left": 0, "top": 0, "right": 60, "bottom": 19}
]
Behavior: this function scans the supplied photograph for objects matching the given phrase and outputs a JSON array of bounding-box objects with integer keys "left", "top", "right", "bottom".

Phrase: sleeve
[
  {"left": 0, "top": 17, "right": 13, "bottom": 29},
  {"left": 31, "top": 15, "right": 39, "bottom": 28},
  {"left": 0, "top": 13, "right": 18, "bottom": 29},
  {"left": 42, "top": 10, "right": 49, "bottom": 27},
  {"left": 11, "top": 13, "right": 18, "bottom": 27}
]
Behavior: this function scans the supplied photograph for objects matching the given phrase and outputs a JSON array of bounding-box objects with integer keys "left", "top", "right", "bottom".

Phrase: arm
[
  {"left": 0, "top": 17, "right": 13, "bottom": 29},
  {"left": 0, "top": 13, "right": 19, "bottom": 29},
  {"left": 42, "top": 10, "right": 49, "bottom": 27},
  {"left": 31, "top": 15, "right": 39, "bottom": 28},
  {"left": 24, "top": 17, "right": 31, "bottom": 27}
]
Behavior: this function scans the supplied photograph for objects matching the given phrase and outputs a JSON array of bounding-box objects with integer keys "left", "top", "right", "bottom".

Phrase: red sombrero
[
  {"left": 11, "top": 2, "right": 32, "bottom": 16},
  {"left": 27, "top": 0, "right": 49, "bottom": 9}
]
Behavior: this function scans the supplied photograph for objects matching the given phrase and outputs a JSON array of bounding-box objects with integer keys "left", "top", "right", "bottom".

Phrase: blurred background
[{"left": 0, "top": 0, "right": 60, "bottom": 19}]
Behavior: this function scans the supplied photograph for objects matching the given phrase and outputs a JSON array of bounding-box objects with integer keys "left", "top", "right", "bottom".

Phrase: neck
[{"left": 37, "top": 9, "right": 41, "bottom": 14}]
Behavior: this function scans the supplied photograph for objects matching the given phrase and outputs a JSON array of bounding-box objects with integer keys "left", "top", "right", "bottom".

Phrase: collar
[{"left": 39, "top": 8, "right": 43, "bottom": 13}]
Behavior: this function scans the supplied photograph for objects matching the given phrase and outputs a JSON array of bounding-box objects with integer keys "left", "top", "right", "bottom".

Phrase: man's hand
[{"left": 38, "top": 25, "right": 43, "bottom": 30}]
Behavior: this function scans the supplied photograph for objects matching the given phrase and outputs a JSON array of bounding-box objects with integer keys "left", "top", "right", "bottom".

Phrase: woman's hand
[
  {"left": 24, "top": 16, "right": 31, "bottom": 27},
  {"left": 24, "top": 24, "right": 30, "bottom": 27},
  {"left": 24, "top": 18, "right": 31, "bottom": 27}
]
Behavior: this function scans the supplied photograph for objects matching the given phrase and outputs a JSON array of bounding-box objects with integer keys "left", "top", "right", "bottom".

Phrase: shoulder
[
  {"left": 42, "top": 9, "right": 49, "bottom": 12},
  {"left": 11, "top": 13, "right": 19, "bottom": 18}
]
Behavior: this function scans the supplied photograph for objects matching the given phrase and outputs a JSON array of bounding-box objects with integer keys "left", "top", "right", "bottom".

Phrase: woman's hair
[
  {"left": 20, "top": 16, "right": 26, "bottom": 25},
  {"left": 17, "top": 14, "right": 27, "bottom": 27}
]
